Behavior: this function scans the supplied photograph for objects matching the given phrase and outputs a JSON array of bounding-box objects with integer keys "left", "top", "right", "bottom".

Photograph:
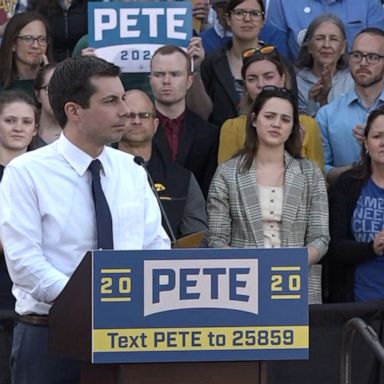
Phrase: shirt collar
[
  {"left": 57, "top": 133, "right": 110, "bottom": 176},
  {"left": 213, "top": 16, "right": 233, "bottom": 38},
  {"left": 156, "top": 110, "right": 186, "bottom": 125},
  {"left": 378, "top": 88, "right": 384, "bottom": 103},
  {"left": 346, "top": 89, "right": 360, "bottom": 106},
  {"left": 347, "top": 88, "right": 384, "bottom": 109}
]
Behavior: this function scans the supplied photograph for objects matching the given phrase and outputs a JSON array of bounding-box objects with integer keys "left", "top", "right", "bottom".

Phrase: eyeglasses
[
  {"left": 17, "top": 35, "right": 48, "bottom": 46},
  {"left": 39, "top": 85, "right": 49, "bottom": 94},
  {"left": 230, "top": 9, "right": 264, "bottom": 21},
  {"left": 127, "top": 112, "right": 155, "bottom": 120},
  {"left": 349, "top": 51, "right": 384, "bottom": 65},
  {"left": 242, "top": 45, "right": 276, "bottom": 61}
]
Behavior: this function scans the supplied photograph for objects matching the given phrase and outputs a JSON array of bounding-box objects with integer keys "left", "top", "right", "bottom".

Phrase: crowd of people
[{"left": 0, "top": 0, "right": 384, "bottom": 383}]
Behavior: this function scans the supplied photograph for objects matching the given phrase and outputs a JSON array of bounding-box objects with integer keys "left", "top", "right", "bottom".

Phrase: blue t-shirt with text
[{"left": 352, "top": 178, "right": 384, "bottom": 302}]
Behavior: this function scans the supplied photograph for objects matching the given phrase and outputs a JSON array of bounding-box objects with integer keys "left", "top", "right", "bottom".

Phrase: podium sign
[{"left": 91, "top": 248, "right": 308, "bottom": 364}]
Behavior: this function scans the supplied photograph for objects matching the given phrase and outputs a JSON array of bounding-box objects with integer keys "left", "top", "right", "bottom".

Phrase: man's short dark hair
[
  {"left": 48, "top": 56, "right": 121, "bottom": 128},
  {"left": 150, "top": 45, "right": 192, "bottom": 75}
]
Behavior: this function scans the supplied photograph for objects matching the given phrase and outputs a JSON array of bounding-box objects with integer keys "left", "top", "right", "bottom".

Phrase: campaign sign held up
[
  {"left": 91, "top": 248, "right": 309, "bottom": 364},
  {"left": 88, "top": 2, "right": 192, "bottom": 72}
]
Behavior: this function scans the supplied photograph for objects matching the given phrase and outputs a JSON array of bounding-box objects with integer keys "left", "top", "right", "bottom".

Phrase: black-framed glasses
[
  {"left": 17, "top": 35, "right": 48, "bottom": 46},
  {"left": 349, "top": 51, "right": 384, "bottom": 65},
  {"left": 127, "top": 112, "right": 155, "bottom": 120},
  {"left": 230, "top": 9, "right": 264, "bottom": 21},
  {"left": 242, "top": 45, "right": 276, "bottom": 61}
]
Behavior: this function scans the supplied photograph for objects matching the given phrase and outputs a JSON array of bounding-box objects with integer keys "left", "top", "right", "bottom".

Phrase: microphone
[{"left": 134, "top": 156, "right": 179, "bottom": 247}]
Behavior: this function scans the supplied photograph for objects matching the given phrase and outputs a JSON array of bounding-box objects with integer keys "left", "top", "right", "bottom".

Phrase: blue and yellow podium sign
[
  {"left": 91, "top": 248, "right": 309, "bottom": 363},
  {"left": 88, "top": 2, "right": 192, "bottom": 72}
]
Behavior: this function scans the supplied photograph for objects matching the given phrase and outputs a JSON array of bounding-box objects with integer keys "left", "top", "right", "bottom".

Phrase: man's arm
[
  {"left": 316, "top": 104, "right": 359, "bottom": 185},
  {"left": 316, "top": 105, "right": 335, "bottom": 177},
  {"left": 0, "top": 165, "right": 69, "bottom": 304},
  {"left": 186, "top": 37, "right": 213, "bottom": 120}
]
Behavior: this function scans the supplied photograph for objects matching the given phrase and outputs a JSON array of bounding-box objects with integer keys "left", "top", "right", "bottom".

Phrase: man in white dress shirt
[{"left": 0, "top": 56, "right": 170, "bottom": 384}]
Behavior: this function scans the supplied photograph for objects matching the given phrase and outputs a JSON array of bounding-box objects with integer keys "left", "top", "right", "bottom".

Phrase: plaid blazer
[{"left": 207, "top": 152, "right": 329, "bottom": 258}]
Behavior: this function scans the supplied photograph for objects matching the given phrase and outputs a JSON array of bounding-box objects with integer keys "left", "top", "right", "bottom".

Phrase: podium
[{"left": 49, "top": 249, "right": 308, "bottom": 384}]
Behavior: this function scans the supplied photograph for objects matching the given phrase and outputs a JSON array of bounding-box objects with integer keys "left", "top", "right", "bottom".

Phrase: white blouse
[{"left": 258, "top": 185, "right": 283, "bottom": 248}]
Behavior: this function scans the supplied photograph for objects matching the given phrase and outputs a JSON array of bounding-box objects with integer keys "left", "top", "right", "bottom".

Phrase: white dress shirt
[{"left": 0, "top": 134, "right": 170, "bottom": 315}]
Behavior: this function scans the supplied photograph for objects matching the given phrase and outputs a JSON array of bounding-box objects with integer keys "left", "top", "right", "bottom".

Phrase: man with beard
[{"left": 317, "top": 27, "right": 384, "bottom": 185}]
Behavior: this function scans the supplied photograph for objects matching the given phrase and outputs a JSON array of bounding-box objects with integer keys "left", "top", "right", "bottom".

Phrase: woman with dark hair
[
  {"left": 0, "top": 11, "right": 52, "bottom": 97},
  {"left": 218, "top": 46, "right": 324, "bottom": 170},
  {"left": 200, "top": 0, "right": 266, "bottom": 128},
  {"left": 296, "top": 13, "right": 354, "bottom": 116},
  {"left": 327, "top": 107, "right": 384, "bottom": 303},
  {"left": 28, "top": 0, "right": 87, "bottom": 62},
  {"left": 32, "top": 63, "right": 60, "bottom": 148},
  {"left": 208, "top": 86, "right": 329, "bottom": 303}
]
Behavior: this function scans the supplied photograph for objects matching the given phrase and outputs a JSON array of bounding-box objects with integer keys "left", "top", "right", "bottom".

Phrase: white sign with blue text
[{"left": 88, "top": 2, "right": 193, "bottom": 73}]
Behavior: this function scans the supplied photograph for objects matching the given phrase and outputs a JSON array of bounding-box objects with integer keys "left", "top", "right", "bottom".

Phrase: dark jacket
[
  {"left": 153, "top": 109, "right": 218, "bottom": 198},
  {"left": 29, "top": 0, "right": 87, "bottom": 62},
  {"left": 148, "top": 151, "right": 190, "bottom": 239},
  {"left": 200, "top": 43, "right": 239, "bottom": 129},
  {"left": 200, "top": 42, "right": 299, "bottom": 130},
  {"left": 111, "top": 143, "right": 208, "bottom": 243},
  {"left": 326, "top": 169, "right": 377, "bottom": 303}
]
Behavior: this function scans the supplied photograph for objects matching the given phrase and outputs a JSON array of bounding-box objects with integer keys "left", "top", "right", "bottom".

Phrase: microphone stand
[{"left": 134, "top": 156, "right": 179, "bottom": 248}]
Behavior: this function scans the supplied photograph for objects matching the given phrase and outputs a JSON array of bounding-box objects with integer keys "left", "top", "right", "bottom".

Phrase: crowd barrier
[{"left": 268, "top": 302, "right": 384, "bottom": 384}]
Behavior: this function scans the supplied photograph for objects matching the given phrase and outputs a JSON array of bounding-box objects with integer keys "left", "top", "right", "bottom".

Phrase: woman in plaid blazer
[{"left": 207, "top": 86, "right": 329, "bottom": 265}]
